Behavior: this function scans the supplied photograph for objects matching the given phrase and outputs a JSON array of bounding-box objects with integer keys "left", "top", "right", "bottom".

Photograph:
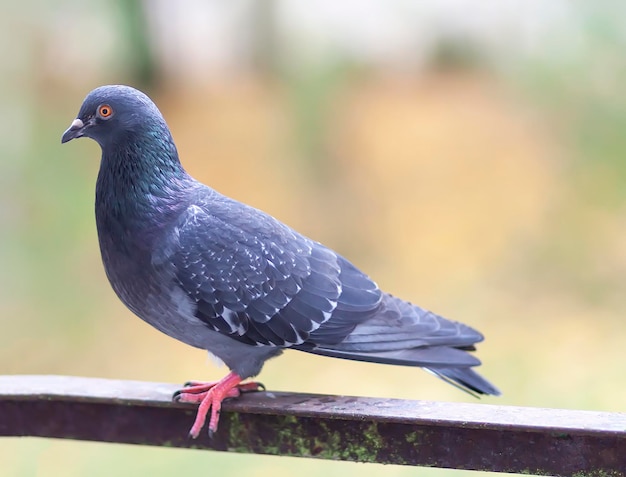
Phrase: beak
[{"left": 61, "top": 118, "right": 86, "bottom": 144}]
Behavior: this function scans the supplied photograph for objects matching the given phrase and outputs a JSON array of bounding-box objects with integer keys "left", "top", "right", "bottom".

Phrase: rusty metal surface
[{"left": 1, "top": 375, "right": 625, "bottom": 476}]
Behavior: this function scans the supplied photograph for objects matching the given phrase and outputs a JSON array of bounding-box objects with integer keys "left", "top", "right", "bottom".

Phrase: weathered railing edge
[{"left": 1, "top": 375, "right": 625, "bottom": 477}]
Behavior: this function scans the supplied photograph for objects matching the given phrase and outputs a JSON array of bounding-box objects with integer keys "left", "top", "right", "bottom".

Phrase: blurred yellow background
[{"left": 1, "top": 1, "right": 625, "bottom": 476}]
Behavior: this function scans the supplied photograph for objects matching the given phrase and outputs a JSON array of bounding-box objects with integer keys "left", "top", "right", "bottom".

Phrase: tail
[
  {"left": 426, "top": 366, "right": 501, "bottom": 397},
  {"left": 305, "top": 291, "right": 501, "bottom": 397},
  {"left": 306, "top": 346, "right": 500, "bottom": 397}
]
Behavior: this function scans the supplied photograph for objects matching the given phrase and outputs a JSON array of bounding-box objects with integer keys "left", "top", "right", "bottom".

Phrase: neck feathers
[{"left": 95, "top": 125, "right": 193, "bottom": 249}]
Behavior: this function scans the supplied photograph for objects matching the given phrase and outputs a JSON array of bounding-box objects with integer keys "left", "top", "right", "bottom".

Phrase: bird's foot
[
  {"left": 178, "top": 380, "right": 264, "bottom": 396},
  {"left": 173, "top": 371, "right": 264, "bottom": 438}
]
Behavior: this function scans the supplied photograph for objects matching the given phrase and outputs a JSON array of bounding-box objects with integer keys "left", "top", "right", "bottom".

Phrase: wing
[{"left": 156, "top": 190, "right": 381, "bottom": 347}]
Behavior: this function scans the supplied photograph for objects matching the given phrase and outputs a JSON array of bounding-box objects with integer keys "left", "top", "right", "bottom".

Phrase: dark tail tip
[{"left": 427, "top": 367, "right": 501, "bottom": 397}]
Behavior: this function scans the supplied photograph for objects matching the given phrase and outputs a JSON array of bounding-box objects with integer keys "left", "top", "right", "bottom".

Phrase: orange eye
[{"left": 98, "top": 104, "right": 113, "bottom": 119}]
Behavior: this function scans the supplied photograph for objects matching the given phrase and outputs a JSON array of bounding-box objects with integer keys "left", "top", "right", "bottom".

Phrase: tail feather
[
  {"left": 304, "top": 286, "right": 501, "bottom": 397},
  {"left": 308, "top": 345, "right": 481, "bottom": 368},
  {"left": 304, "top": 346, "right": 500, "bottom": 397},
  {"left": 426, "top": 366, "right": 501, "bottom": 396}
]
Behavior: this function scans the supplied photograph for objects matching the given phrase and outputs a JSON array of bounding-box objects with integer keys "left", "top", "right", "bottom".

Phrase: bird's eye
[{"left": 98, "top": 104, "right": 113, "bottom": 119}]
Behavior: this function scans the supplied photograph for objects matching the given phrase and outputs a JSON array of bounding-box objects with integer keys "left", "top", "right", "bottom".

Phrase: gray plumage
[{"left": 61, "top": 85, "right": 500, "bottom": 396}]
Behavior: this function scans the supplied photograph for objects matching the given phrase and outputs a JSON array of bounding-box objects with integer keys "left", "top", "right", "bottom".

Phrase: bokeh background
[{"left": 1, "top": 1, "right": 625, "bottom": 476}]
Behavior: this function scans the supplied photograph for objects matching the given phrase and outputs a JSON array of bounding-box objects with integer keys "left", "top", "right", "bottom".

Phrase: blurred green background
[{"left": 1, "top": 1, "right": 625, "bottom": 476}]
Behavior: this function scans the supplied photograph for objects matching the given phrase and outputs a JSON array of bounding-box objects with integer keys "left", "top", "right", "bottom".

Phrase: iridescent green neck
[{"left": 94, "top": 124, "right": 193, "bottom": 243}]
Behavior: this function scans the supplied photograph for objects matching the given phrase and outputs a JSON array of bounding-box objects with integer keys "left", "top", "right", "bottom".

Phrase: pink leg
[{"left": 173, "top": 372, "right": 264, "bottom": 438}]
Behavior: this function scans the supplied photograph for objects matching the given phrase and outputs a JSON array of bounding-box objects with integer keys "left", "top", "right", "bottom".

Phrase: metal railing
[{"left": 1, "top": 375, "right": 624, "bottom": 476}]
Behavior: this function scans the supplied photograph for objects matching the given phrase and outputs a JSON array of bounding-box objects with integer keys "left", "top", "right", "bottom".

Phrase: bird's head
[{"left": 61, "top": 85, "right": 168, "bottom": 148}]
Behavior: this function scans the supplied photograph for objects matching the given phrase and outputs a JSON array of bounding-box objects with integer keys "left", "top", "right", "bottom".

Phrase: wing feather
[{"left": 161, "top": 193, "right": 347, "bottom": 346}]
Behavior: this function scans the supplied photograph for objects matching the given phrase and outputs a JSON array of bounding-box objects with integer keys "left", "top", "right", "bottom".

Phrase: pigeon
[{"left": 61, "top": 85, "right": 500, "bottom": 438}]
